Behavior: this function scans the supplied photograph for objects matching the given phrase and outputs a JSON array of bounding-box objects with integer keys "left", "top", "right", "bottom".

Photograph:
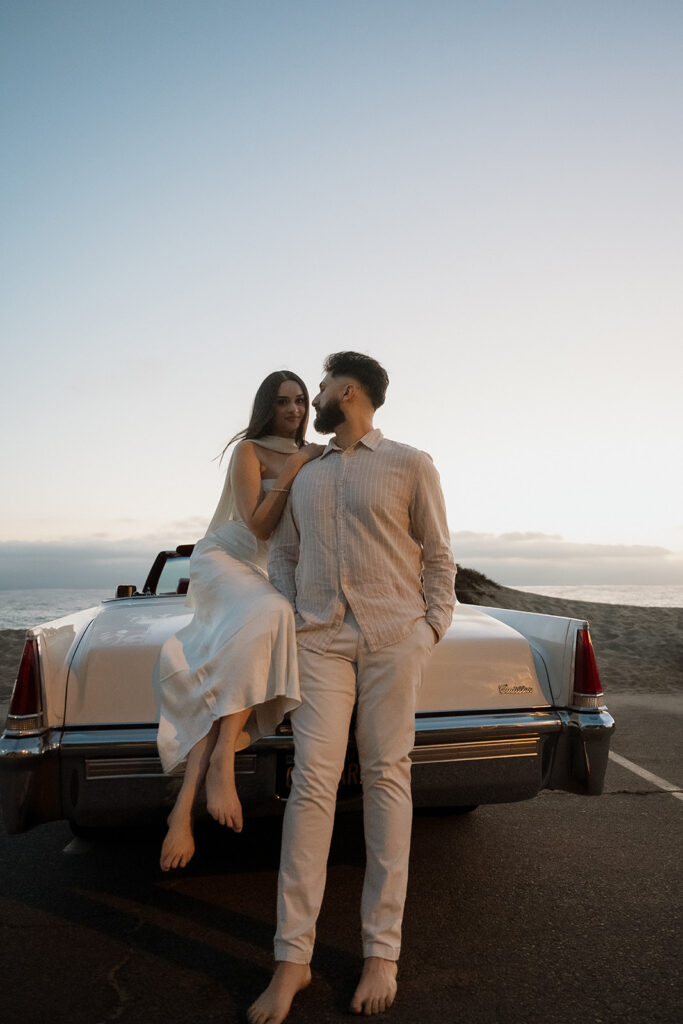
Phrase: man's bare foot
[
  {"left": 247, "top": 961, "right": 311, "bottom": 1024},
  {"left": 350, "top": 957, "right": 397, "bottom": 1016},
  {"left": 160, "top": 808, "right": 195, "bottom": 871},
  {"left": 205, "top": 755, "right": 243, "bottom": 831}
]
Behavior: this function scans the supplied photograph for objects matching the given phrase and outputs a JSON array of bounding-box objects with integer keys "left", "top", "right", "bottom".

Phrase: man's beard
[{"left": 314, "top": 398, "right": 345, "bottom": 434}]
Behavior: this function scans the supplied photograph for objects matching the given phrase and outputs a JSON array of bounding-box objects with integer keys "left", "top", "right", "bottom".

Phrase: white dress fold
[{"left": 157, "top": 479, "right": 300, "bottom": 773}]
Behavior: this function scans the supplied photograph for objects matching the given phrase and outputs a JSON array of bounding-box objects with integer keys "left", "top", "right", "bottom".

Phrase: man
[{"left": 249, "top": 352, "right": 456, "bottom": 1024}]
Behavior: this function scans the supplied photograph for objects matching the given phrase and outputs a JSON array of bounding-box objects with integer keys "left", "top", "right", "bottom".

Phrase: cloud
[
  {"left": 452, "top": 531, "right": 683, "bottom": 584},
  {"left": 0, "top": 517, "right": 211, "bottom": 589},
  {"left": 2, "top": 528, "right": 682, "bottom": 590},
  {"left": 156, "top": 516, "right": 210, "bottom": 539},
  {"left": 0, "top": 538, "right": 178, "bottom": 590},
  {"left": 453, "top": 530, "right": 672, "bottom": 560}
]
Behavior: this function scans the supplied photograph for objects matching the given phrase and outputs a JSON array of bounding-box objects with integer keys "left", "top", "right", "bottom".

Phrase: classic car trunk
[
  {"left": 418, "top": 603, "right": 552, "bottom": 713},
  {"left": 64, "top": 598, "right": 557, "bottom": 727},
  {"left": 64, "top": 598, "right": 187, "bottom": 725}
]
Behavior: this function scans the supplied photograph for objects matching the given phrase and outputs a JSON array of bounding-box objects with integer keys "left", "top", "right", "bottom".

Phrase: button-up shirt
[{"left": 268, "top": 429, "right": 456, "bottom": 653}]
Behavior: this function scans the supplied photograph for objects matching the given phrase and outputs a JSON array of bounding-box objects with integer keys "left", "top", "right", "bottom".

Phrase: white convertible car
[{"left": 0, "top": 547, "right": 614, "bottom": 835}]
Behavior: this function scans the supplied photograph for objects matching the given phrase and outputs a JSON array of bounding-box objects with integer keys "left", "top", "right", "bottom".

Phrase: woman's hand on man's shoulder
[{"left": 297, "top": 443, "right": 325, "bottom": 464}]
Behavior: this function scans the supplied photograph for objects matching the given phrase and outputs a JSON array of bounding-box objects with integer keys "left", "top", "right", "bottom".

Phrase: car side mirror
[
  {"left": 176, "top": 578, "right": 190, "bottom": 595},
  {"left": 115, "top": 585, "right": 137, "bottom": 598}
]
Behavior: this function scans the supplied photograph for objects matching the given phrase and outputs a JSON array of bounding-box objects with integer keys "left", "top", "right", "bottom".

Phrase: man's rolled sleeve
[
  {"left": 267, "top": 499, "right": 300, "bottom": 610},
  {"left": 410, "top": 455, "right": 456, "bottom": 640}
]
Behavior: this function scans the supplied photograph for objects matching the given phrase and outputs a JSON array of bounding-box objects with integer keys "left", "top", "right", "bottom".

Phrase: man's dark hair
[{"left": 323, "top": 351, "right": 389, "bottom": 409}]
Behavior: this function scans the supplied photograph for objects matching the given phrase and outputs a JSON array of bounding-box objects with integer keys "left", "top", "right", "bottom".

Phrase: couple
[{"left": 157, "top": 351, "right": 456, "bottom": 1022}]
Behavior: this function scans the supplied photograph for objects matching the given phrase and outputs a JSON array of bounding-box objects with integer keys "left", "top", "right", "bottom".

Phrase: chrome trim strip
[
  {"left": 411, "top": 737, "right": 540, "bottom": 764},
  {"left": 85, "top": 758, "right": 167, "bottom": 780},
  {"left": 60, "top": 711, "right": 563, "bottom": 753},
  {"left": 84, "top": 753, "right": 258, "bottom": 780},
  {"left": 415, "top": 709, "right": 560, "bottom": 728},
  {"left": 413, "top": 710, "right": 562, "bottom": 740},
  {"left": 75, "top": 731, "right": 543, "bottom": 778},
  {"left": 61, "top": 727, "right": 160, "bottom": 747}
]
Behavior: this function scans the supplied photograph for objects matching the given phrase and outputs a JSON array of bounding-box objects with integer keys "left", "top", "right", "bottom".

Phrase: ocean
[
  {"left": 514, "top": 584, "right": 683, "bottom": 607},
  {"left": 0, "top": 588, "right": 112, "bottom": 630},
  {"left": 1, "top": 583, "right": 682, "bottom": 630}
]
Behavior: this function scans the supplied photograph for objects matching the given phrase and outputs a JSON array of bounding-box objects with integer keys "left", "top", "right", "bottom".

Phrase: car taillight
[
  {"left": 571, "top": 627, "right": 604, "bottom": 709},
  {"left": 6, "top": 637, "right": 45, "bottom": 732}
]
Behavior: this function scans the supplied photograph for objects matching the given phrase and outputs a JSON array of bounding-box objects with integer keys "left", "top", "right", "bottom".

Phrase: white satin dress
[{"left": 156, "top": 478, "right": 301, "bottom": 774}]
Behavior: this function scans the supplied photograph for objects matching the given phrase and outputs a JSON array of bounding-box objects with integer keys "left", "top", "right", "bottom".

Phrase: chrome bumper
[
  {"left": 0, "top": 705, "right": 615, "bottom": 833},
  {"left": 547, "top": 707, "right": 616, "bottom": 795},
  {"left": 413, "top": 709, "right": 561, "bottom": 807},
  {"left": 0, "top": 731, "right": 63, "bottom": 834}
]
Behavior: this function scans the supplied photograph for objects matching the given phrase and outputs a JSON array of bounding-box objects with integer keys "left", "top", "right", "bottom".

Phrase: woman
[{"left": 157, "top": 371, "right": 322, "bottom": 871}]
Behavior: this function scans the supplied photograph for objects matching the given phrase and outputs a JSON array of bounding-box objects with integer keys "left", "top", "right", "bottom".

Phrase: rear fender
[
  {"left": 28, "top": 610, "right": 98, "bottom": 730},
  {"left": 475, "top": 606, "right": 587, "bottom": 706}
]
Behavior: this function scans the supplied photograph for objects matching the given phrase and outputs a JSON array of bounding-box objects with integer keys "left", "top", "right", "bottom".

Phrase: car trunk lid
[{"left": 418, "top": 603, "right": 551, "bottom": 712}]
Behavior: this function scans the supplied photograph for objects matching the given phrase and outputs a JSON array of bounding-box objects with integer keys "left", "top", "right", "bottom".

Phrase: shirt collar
[{"left": 321, "top": 428, "right": 384, "bottom": 457}]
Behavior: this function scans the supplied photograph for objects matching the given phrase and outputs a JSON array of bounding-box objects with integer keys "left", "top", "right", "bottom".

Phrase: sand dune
[{"left": 1, "top": 582, "right": 681, "bottom": 719}]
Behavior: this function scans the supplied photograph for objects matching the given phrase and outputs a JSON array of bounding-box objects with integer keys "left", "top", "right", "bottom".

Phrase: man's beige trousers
[{"left": 274, "top": 609, "right": 434, "bottom": 963}]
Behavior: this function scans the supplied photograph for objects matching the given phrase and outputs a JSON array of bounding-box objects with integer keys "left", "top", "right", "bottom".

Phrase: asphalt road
[{"left": 1, "top": 693, "right": 681, "bottom": 1024}]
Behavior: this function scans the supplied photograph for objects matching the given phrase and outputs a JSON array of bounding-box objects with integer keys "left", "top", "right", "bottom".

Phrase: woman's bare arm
[{"left": 231, "top": 440, "right": 323, "bottom": 540}]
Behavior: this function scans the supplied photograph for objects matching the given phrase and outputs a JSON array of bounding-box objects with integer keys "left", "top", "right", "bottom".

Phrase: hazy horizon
[{"left": 1, "top": 529, "right": 681, "bottom": 590}]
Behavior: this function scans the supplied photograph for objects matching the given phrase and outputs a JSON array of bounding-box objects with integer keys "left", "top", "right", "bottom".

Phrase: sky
[{"left": 1, "top": 0, "right": 682, "bottom": 588}]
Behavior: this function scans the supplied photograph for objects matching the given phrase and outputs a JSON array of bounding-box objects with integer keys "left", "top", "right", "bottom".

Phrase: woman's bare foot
[
  {"left": 160, "top": 807, "right": 195, "bottom": 871},
  {"left": 205, "top": 754, "right": 243, "bottom": 831},
  {"left": 247, "top": 962, "right": 311, "bottom": 1024},
  {"left": 349, "top": 957, "right": 398, "bottom": 1015}
]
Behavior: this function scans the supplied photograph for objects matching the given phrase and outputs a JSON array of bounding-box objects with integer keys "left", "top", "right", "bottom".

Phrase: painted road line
[{"left": 609, "top": 751, "right": 683, "bottom": 802}]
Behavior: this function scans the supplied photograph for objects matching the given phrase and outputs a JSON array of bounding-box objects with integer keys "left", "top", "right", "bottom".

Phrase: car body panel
[
  {"left": 27, "top": 607, "right": 99, "bottom": 730},
  {"left": 64, "top": 600, "right": 174, "bottom": 724},
  {"left": 421, "top": 603, "right": 549, "bottom": 712},
  {"left": 0, "top": 550, "right": 615, "bottom": 835},
  {"left": 61, "top": 598, "right": 552, "bottom": 726},
  {"left": 477, "top": 605, "right": 579, "bottom": 706}
]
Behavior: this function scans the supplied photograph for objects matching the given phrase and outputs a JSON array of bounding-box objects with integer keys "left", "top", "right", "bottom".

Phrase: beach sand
[
  {"left": 1, "top": 579, "right": 681, "bottom": 720},
  {"left": 1, "top": 629, "right": 28, "bottom": 716}
]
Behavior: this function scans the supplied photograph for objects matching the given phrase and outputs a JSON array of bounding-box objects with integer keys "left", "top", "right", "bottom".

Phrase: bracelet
[{"left": 271, "top": 487, "right": 291, "bottom": 494}]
